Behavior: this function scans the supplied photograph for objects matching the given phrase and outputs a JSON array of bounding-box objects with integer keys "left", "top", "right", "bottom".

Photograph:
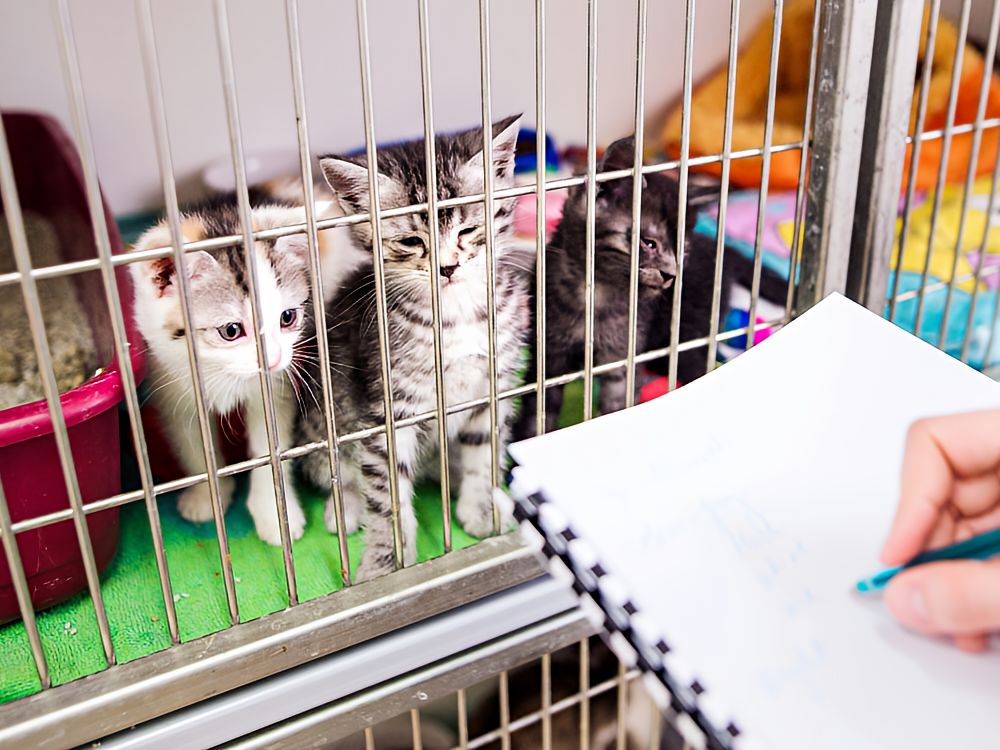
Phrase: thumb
[{"left": 884, "top": 558, "right": 1000, "bottom": 637}]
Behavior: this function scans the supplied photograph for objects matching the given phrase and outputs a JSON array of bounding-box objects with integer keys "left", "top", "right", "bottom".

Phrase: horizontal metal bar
[
  {"left": 889, "top": 264, "right": 1000, "bottom": 304},
  {"left": 95, "top": 575, "right": 578, "bottom": 750},
  {"left": 219, "top": 609, "right": 596, "bottom": 750},
  {"left": 3, "top": 315, "right": 786, "bottom": 535},
  {"left": 0, "top": 536, "right": 544, "bottom": 750},
  {"left": 905, "top": 117, "right": 1000, "bottom": 144},
  {"left": 465, "top": 670, "right": 641, "bottom": 750},
  {"left": 0, "top": 141, "right": 806, "bottom": 288}
]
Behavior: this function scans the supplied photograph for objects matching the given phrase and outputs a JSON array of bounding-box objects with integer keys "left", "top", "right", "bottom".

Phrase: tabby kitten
[
  {"left": 297, "top": 115, "right": 529, "bottom": 581},
  {"left": 131, "top": 201, "right": 314, "bottom": 545}
]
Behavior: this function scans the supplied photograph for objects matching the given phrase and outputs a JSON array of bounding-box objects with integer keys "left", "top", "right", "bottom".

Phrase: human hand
[{"left": 881, "top": 409, "right": 1000, "bottom": 652}]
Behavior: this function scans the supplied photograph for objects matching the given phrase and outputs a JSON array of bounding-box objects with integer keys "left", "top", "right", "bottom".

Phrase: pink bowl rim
[{"left": 0, "top": 345, "right": 145, "bottom": 450}]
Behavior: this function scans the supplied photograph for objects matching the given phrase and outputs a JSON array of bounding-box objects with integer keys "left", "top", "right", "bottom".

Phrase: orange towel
[{"left": 661, "top": 2, "right": 1000, "bottom": 192}]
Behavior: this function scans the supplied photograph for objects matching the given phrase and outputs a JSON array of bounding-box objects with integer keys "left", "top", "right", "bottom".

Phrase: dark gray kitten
[
  {"left": 515, "top": 136, "right": 789, "bottom": 440},
  {"left": 297, "top": 116, "right": 529, "bottom": 581},
  {"left": 515, "top": 136, "right": 730, "bottom": 438}
]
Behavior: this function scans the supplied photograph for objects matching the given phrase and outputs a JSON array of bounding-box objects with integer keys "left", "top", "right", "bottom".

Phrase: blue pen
[{"left": 856, "top": 526, "right": 1000, "bottom": 593}]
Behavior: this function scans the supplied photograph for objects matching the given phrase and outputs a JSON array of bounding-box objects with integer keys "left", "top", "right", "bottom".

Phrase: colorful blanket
[{"left": 693, "top": 178, "right": 1000, "bottom": 369}]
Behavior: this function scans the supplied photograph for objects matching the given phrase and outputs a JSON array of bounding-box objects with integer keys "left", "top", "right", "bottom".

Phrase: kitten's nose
[
  {"left": 440, "top": 264, "right": 458, "bottom": 279},
  {"left": 267, "top": 342, "right": 282, "bottom": 371}
]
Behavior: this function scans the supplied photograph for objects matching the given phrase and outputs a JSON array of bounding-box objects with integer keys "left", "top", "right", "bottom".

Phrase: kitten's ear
[
  {"left": 598, "top": 136, "right": 638, "bottom": 172},
  {"left": 274, "top": 233, "right": 309, "bottom": 263},
  {"left": 183, "top": 251, "right": 220, "bottom": 282},
  {"left": 467, "top": 114, "right": 522, "bottom": 184},
  {"left": 319, "top": 156, "right": 402, "bottom": 210},
  {"left": 596, "top": 135, "right": 646, "bottom": 203},
  {"left": 136, "top": 251, "right": 218, "bottom": 298},
  {"left": 130, "top": 221, "right": 217, "bottom": 297}
]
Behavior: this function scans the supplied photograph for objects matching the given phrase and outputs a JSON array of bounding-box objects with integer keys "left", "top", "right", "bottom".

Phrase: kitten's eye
[
  {"left": 280, "top": 308, "right": 298, "bottom": 328},
  {"left": 398, "top": 236, "right": 426, "bottom": 249},
  {"left": 640, "top": 236, "right": 659, "bottom": 251},
  {"left": 218, "top": 322, "right": 245, "bottom": 341},
  {"left": 457, "top": 227, "right": 477, "bottom": 238}
]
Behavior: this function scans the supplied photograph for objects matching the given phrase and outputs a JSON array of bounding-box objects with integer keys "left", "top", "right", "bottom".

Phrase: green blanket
[
  {"left": 1, "top": 371, "right": 589, "bottom": 704},
  {"left": 0, "top": 479, "right": 479, "bottom": 702}
]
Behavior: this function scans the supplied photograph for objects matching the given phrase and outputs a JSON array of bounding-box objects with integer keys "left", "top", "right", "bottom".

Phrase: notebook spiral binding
[{"left": 513, "top": 489, "right": 741, "bottom": 750}]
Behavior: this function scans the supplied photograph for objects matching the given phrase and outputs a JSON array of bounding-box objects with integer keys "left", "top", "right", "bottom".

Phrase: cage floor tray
[{"left": 0, "top": 482, "right": 478, "bottom": 703}]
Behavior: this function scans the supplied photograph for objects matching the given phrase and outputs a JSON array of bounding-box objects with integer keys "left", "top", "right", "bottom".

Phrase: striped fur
[{"left": 297, "top": 116, "right": 530, "bottom": 581}]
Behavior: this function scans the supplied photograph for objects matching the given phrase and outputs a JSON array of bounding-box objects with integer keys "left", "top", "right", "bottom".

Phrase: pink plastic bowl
[{"left": 0, "top": 112, "right": 145, "bottom": 625}]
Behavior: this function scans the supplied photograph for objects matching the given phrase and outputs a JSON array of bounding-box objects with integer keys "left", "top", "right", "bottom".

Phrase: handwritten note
[{"left": 510, "top": 294, "right": 1000, "bottom": 749}]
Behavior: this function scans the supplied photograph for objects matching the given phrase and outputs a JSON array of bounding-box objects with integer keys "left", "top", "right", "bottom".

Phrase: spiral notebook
[{"left": 509, "top": 294, "right": 1000, "bottom": 750}]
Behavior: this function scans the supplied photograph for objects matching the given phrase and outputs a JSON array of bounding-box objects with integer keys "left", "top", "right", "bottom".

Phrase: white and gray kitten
[
  {"left": 131, "top": 201, "right": 323, "bottom": 545},
  {"left": 297, "top": 115, "right": 530, "bottom": 581}
]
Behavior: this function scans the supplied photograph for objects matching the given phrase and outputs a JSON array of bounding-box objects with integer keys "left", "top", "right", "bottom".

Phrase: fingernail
[{"left": 887, "top": 580, "right": 930, "bottom": 630}]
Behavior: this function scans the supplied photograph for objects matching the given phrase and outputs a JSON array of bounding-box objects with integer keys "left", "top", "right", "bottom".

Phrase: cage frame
[{"left": 0, "top": 0, "right": 958, "bottom": 745}]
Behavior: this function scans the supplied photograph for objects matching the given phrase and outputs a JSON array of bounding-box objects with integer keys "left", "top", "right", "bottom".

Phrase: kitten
[
  {"left": 515, "top": 136, "right": 788, "bottom": 439},
  {"left": 131, "top": 200, "right": 315, "bottom": 545},
  {"left": 296, "top": 115, "right": 529, "bottom": 581},
  {"left": 514, "top": 136, "right": 730, "bottom": 438}
]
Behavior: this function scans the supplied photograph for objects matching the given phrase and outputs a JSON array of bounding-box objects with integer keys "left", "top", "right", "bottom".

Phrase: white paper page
[{"left": 510, "top": 294, "right": 1000, "bottom": 750}]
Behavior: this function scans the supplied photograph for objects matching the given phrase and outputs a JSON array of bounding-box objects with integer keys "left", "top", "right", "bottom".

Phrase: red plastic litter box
[{"left": 0, "top": 112, "right": 145, "bottom": 625}]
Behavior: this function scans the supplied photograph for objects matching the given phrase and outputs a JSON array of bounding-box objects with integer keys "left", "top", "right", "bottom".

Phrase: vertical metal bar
[
  {"left": 134, "top": 0, "right": 240, "bottom": 625},
  {"left": 846, "top": 0, "right": 924, "bottom": 313},
  {"left": 647, "top": 700, "right": 661, "bottom": 750},
  {"left": 582, "top": 0, "right": 598, "bottom": 420},
  {"left": 457, "top": 687, "right": 470, "bottom": 750},
  {"left": 787, "top": 0, "right": 823, "bottom": 318},
  {"left": 705, "top": 0, "right": 740, "bottom": 368},
  {"left": 541, "top": 652, "right": 553, "bottom": 750},
  {"left": 534, "top": 0, "right": 548, "bottom": 435},
  {"left": 284, "top": 0, "right": 352, "bottom": 584},
  {"left": 624, "top": 0, "right": 648, "bottom": 408},
  {"left": 0, "top": 483, "right": 50, "bottom": 687},
  {"left": 579, "top": 639, "right": 590, "bottom": 750},
  {"left": 410, "top": 708, "right": 423, "bottom": 750},
  {"left": 499, "top": 670, "right": 511, "bottom": 750},
  {"left": 54, "top": 0, "right": 178, "bottom": 642},
  {"left": 798, "top": 0, "right": 878, "bottom": 310},
  {"left": 667, "top": 0, "right": 695, "bottom": 388},
  {"left": 476, "top": 0, "right": 502, "bottom": 532},
  {"left": 744, "top": 0, "right": 782, "bottom": 351},
  {"left": 615, "top": 661, "right": 628, "bottom": 750},
  {"left": 913, "top": 0, "right": 970, "bottom": 337},
  {"left": 962, "top": 163, "right": 1000, "bottom": 364},
  {"left": 940, "top": 0, "right": 999, "bottom": 347},
  {"left": 0, "top": 64, "right": 115, "bottom": 669},
  {"left": 890, "top": 0, "right": 941, "bottom": 322},
  {"left": 212, "top": 0, "right": 298, "bottom": 605},
  {"left": 982, "top": 249, "right": 1000, "bottom": 367},
  {"left": 364, "top": 726, "right": 376, "bottom": 750},
  {"left": 415, "top": 0, "right": 452, "bottom": 552},
  {"left": 355, "top": 0, "right": 405, "bottom": 569},
  {"left": 962, "top": 52, "right": 1000, "bottom": 363}
]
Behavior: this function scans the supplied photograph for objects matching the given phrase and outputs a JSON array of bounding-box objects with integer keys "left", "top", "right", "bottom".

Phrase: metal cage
[{"left": 1, "top": 0, "right": 994, "bottom": 747}]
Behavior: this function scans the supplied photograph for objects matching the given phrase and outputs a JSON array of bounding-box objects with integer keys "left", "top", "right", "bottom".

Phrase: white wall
[{"left": 1, "top": 0, "right": 775, "bottom": 215}]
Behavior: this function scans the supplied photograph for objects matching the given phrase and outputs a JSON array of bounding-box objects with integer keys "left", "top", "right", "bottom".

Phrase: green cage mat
[{"left": 0, "top": 381, "right": 590, "bottom": 704}]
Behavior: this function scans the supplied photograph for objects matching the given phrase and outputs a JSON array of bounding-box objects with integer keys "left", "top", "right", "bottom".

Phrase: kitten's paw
[
  {"left": 456, "top": 485, "right": 515, "bottom": 538},
  {"left": 248, "top": 481, "right": 306, "bottom": 546},
  {"left": 354, "top": 548, "right": 395, "bottom": 583},
  {"left": 324, "top": 488, "right": 363, "bottom": 535},
  {"left": 177, "top": 476, "right": 234, "bottom": 523}
]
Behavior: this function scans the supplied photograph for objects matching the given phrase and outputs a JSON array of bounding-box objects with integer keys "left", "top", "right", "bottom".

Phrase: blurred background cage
[{"left": 0, "top": 0, "right": 997, "bottom": 748}]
